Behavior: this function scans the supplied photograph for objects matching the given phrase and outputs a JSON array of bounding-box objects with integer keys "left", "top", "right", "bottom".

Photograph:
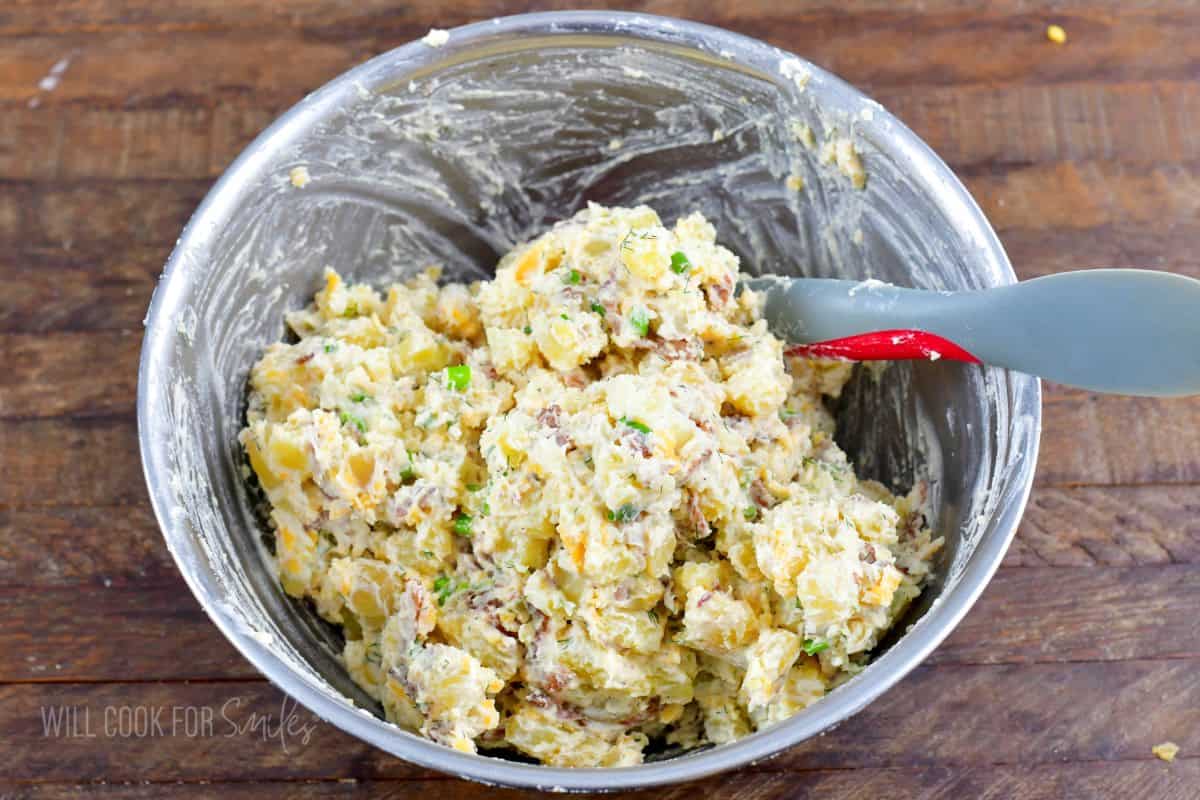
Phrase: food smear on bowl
[{"left": 239, "top": 204, "right": 942, "bottom": 766}]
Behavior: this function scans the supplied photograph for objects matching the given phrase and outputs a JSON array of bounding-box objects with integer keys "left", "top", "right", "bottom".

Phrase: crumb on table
[{"left": 1152, "top": 742, "right": 1179, "bottom": 762}]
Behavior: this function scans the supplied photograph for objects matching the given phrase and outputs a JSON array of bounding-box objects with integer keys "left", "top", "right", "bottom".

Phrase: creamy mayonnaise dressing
[{"left": 240, "top": 204, "right": 940, "bottom": 765}]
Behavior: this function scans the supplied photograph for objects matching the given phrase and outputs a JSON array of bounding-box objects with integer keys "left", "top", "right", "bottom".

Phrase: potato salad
[{"left": 240, "top": 204, "right": 942, "bottom": 766}]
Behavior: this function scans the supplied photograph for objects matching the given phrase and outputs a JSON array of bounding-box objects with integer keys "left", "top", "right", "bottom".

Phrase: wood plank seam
[
  {"left": 0, "top": 752, "right": 1191, "bottom": 783},
  {"left": 2, "top": 653, "right": 1196, "bottom": 685}
]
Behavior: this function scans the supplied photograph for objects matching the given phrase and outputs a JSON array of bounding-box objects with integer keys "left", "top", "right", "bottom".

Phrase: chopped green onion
[
  {"left": 647, "top": 609, "right": 660, "bottom": 624},
  {"left": 607, "top": 503, "right": 640, "bottom": 524},
  {"left": 523, "top": 325, "right": 533, "bottom": 335},
  {"left": 670, "top": 251, "right": 691, "bottom": 274},
  {"left": 421, "top": 550, "right": 434, "bottom": 559},
  {"left": 446, "top": 364, "right": 471, "bottom": 391},
  {"left": 743, "top": 506, "right": 760, "bottom": 521},
  {"left": 342, "top": 302, "right": 359, "bottom": 318},
  {"left": 630, "top": 307, "right": 650, "bottom": 337},
  {"left": 453, "top": 513, "right": 473, "bottom": 537},
  {"left": 339, "top": 410, "right": 367, "bottom": 434},
  {"left": 779, "top": 408, "right": 798, "bottom": 421},
  {"left": 433, "top": 575, "right": 455, "bottom": 606},
  {"left": 350, "top": 392, "right": 369, "bottom": 403},
  {"left": 399, "top": 450, "right": 417, "bottom": 482},
  {"left": 324, "top": 343, "right": 336, "bottom": 353},
  {"left": 590, "top": 301, "right": 606, "bottom": 317},
  {"left": 466, "top": 483, "right": 482, "bottom": 492},
  {"left": 564, "top": 268, "right": 581, "bottom": 285},
  {"left": 619, "top": 416, "right": 651, "bottom": 435},
  {"left": 803, "top": 638, "right": 829, "bottom": 655},
  {"left": 560, "top": 313, "right": 570, "bottom": 321},
  {"left": 795, "top": 597, "right": 803, "bottom": 610}
]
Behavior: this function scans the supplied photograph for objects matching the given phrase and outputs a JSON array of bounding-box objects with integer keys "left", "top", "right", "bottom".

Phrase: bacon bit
[
  {"left": 478, "top": 727, "right": 506, "bottom": 745},
  {"left": 749, "top": 479, "right": 774, "bottom": 509},
  {"left": 687, "top": 492, "right": 710, "bottom": 537},
  {"left": 558, "top": 704, "right": 586, "bottom": 723},
  {"left": 682, "top": 448, "right": 713, "bottom": 481},
  {"left": 469, "top": 590, "right": 499, "bottom": 611},
  {"left": 562, "top": 370, "right": 588, "bottom": 388},
  {"left": 723, "top": 413, "right": 754, "bottom": 438},
  {"left": 535, "top": 405, "right": 571, "bottom": 447},
  {"left": 296, "top": 353, "right": 315, "bottom": 365},
  {"left": 415, "top": 486, "right": 438, "bottom": 512},
  {"left": 696, "top": 590, "right": 714, "bottom": 608},
  {"left": 491, "top": 610, "right": 519, "bottom": 638},
  {"left": 861, "top": 544, "right": 877, "bottom": 564},
  {"left": 542, "top": 671, "right": 570, "bottom": 696},
  {"left": 901, "top": 510, "right": 927, "bottom": 541},
  {"left": 619, "top": 697, "right": 661, "bottom": 726},
  {"left": 704, "top": 274, "right": 734, "bottom": 308},
  {"left": 537, "top": 404, "right": 563, "bottom": 428},
  {"left": 392, "top": 484, "right": 439, "bottom": 522},
  {"left": 786, "top": 329, "right": 981, "bottom": 364},
  {"left": 650, "top": 336, "right": 702, "bottom": 361},
  {"left": 620, "top": 426, "right": 653, "bottom": 458}
]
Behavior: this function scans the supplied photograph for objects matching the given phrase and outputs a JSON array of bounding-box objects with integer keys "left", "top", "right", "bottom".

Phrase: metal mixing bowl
[{"left": 138, "top": 11, "right": 1041, "bottom": 791}]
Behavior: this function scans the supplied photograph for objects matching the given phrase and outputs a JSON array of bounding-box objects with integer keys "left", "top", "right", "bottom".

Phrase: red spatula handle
[{"left": 785, "top": 329, "right": 981, "bottom": 364}]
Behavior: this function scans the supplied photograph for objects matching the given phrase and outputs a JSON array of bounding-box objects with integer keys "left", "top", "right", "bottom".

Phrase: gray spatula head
[{"left": 747, "top": 269, "right": 1200, "bottom": 397}]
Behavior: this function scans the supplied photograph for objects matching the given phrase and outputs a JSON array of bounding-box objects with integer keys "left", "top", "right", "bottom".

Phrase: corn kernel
[{"left": 1046, "top": 24, "right": 1066, "bottom": 44}]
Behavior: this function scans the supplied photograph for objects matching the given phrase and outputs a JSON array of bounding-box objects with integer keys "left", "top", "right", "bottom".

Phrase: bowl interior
[{"left": 140, "top": 12, "right": 1040, "bottom": 790}]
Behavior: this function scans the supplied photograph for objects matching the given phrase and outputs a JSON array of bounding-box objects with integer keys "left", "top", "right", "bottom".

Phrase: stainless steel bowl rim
[{"left": 139, "top": 10, "right": 1041, "bottom": 791}]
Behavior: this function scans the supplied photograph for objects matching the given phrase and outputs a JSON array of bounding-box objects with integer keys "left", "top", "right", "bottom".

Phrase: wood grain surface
[{"left": 1, "top": 1, "right": 1196, "bottom": 797}]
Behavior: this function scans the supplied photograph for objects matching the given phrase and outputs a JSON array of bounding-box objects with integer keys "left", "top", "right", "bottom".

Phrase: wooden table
[{"left": 3, "top": 1, "right": 1198, "bottom": 797}]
